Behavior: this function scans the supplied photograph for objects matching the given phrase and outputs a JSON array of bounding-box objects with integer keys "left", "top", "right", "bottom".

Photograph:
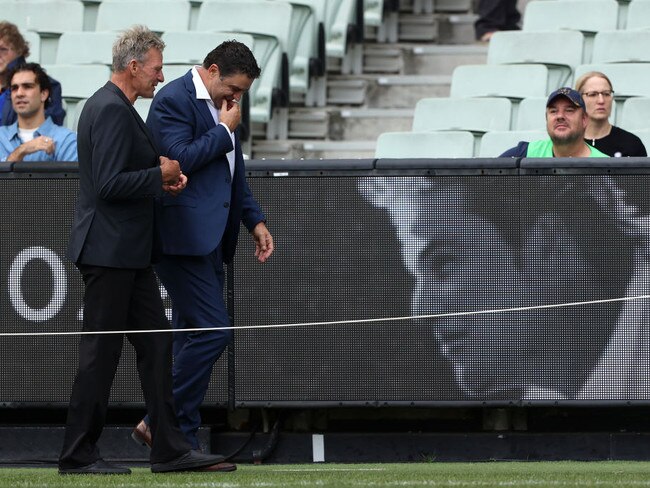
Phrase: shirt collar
[
  {"left": 191, "top": 66, "right": 212, "bottom": 103},
  {"left": 12, "top": 116, "right": 54, "bottom": 139}
]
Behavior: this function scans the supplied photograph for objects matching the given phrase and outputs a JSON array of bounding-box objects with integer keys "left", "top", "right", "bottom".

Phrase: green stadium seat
[
  {"left": 618, "top": 97, "right": 650, "bottom": 130},
  {"left": 412, "top": 97, "right": 512, "bottom": 133},
  {"left": 55, "top": 31, "right": 115, "bottom": 65},
  {"left": 515, "top": 97, "right": 547, "bottom": 131},
  {"left": 487, "top": 31, "right": 584, "bottom": 88},
  {"left": 626, "top": 0, "right": 650, "bottom": 30},
  {"left": 375, "top": 130, "right": 476, "bottom": 158},
  {"left": 592, "top": 30, "right": 650, "bottom": 63},
  {"left": 450, "top": 64, "right": 550, "bottom": 100},
  {"left": 96, "top": 0, "right": 191, "bottom": 32},
  {"left": 479, "top": 130, "right": 549, "bottom": 157}
]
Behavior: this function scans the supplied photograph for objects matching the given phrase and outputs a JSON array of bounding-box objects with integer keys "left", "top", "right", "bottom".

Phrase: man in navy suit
[
  {"left": 132, "top": 41, "right": 273, "bottom": 461},
  {"left": 59, "top": 25, "right": 223, "bottom": 475}
]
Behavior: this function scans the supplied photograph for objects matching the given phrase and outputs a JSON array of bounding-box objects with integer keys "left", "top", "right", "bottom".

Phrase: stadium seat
[
  {"left": 161, "top": 31, "right": 255, "bottom": 65},
  {"left": 592, "top": 30, "right": 650, "bottom": 64},
  {"left": 42, "top": 64, "right": 111, "bottom": 127},
  {"left": 523, "top": 0, "right": 618, "bottom": 33},
  {"left": 487, "top": 31, "right": 584, "bottom": 88},
  {"left": 68, "top": 98, "right": 87, "bottom": 132},
  {"left": 1, "top": 1, "right": 84, "bottom": 64},
  {"left": 574, "top": 64, "right": 650, "bottom": 98},
  {"left": 450, "top": 64, "right": 550, "bottom": 100},
  {"left": 95, "top": 0, "right": 192, "bottom": 32},
  {"left": 55, "top": 31, "right": 115, "bottom": 65},
  {"left": 617, "top": 97, "right": 650, "bottom": 130},
  {"left": 375, "top": 130, "right": 476, "bottom": 158},
  {"left": 24, "top": 31, "right": 41, "bottom": 64},
  {"left": 630, "top": 128, "right": 650, "bottom": 153},
  {"left": 478, "top": 130, "right": 549, "bottom": 157},
  {"left": 0, "top": 1, "right": 84, "bottom": 34},
  {"left": 133, "top": 97, "right": 153, "bottom": 122},
  {"left": 522, "top": 0, "right": 619, "bottom": 62},
  {"left": 515, "top": 97, "right": 547, "bottom": 131},
  {"left": 626, "top": 0, "right": 650, "bottom": 30},
  {"left": 324, "top": 0, "right": 364, "bottom": 74},
  {"left": 412, "top": 97, "right": 512, "bottom": 133}
]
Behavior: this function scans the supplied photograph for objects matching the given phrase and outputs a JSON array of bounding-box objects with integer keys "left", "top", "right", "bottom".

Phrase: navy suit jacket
[
  {"left": 67, "top": 82, "right": 163, "bottom": 268},
  {"left": 147, "top": 70, "right": 265, "bottom": 263}
]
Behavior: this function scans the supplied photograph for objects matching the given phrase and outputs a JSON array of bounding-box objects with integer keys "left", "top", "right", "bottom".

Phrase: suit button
[{"left": 223, "top": 202, "right": 230, "bottom": 208}]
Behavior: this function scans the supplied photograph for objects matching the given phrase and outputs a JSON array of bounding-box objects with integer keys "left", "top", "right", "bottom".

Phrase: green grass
[{"left": 3, "top": 462, "right": 650, "bottom": 487}]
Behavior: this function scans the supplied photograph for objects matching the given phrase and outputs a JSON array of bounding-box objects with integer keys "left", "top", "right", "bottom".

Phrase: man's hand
[
  {"left": 163, "top": 173, "right": 187, "bottom": 196},
  {"left": 159, "top": 155, "right": 181, "bottom": 185},
  {"left": 251, "top": 221, "right": 273, "bottom": 263},
  {"left": 220, "top": 98, "right": 241, "bottom": 133},
  {"left": 7, "top": 135, "right": 55, "bottom": 161}
]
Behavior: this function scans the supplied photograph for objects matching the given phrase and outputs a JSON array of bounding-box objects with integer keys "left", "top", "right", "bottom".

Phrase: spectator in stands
[
  {"left": 575, "top": 71, "right": 647, "bottom": 157},
  {"left": 359, "top": 173, "right": 648, "bottom": 400},
  {"left": 0, "top": 63, "right": 76, "bottom": 162},
  {"left": 0, "top": 22, "right": 65, "bottom": 126},
  {"left": 475, "top": 0, "right": 520, "bottom": 42},
  {"left": 501, "top": 87, "right": 608, "bottom": 158}
]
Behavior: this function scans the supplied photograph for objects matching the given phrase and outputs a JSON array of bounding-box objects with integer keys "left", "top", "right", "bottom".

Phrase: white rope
[{"left": 1, "top": 294, "right": 649, "bottom": 337}]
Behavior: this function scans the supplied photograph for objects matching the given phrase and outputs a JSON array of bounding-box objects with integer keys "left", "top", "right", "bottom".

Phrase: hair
[
  {"left": 359, "top": 175, "right": 639, "bottom": 294},
  {"left": 202, "top": 40, "right": 261, "bottom": 80},
  {"left": 9, "top": 62, "right": 51, "bottom": 108},
  {"left": 0, "top": 22, "right": 29, "bottom": 60},
  {"left": 575, "top": 71, "right": 614, "bottom": 93},
  {"left": 112, "top": 25, "right": 165, "bottom": 72}
]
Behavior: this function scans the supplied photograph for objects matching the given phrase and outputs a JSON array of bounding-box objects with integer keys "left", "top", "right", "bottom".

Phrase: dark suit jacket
[
  {"left": 147, "top": 70, "right": 265, "bottom": 264},
  {"left": 67, "top": 82, "right": 163, "bottom": 268}
]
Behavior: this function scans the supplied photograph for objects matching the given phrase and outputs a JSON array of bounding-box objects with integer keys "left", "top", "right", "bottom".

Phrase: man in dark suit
[
  {"left": 58, "top": 25, "right": 224, "bottom": 475},
  {"left": 131, "top": 41, "right": 273, "bottom": 458}
]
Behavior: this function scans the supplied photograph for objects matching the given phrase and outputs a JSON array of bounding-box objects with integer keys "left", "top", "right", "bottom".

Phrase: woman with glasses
[{"left": 575, "top": 71, "right": 647, "bottom": 157}]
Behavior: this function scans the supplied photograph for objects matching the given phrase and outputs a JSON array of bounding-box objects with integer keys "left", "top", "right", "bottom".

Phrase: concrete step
[
  {"left": 398, "top": 13, "right": 439, "bottom": 42},
  {"left": 367, "top": 74, "right": 451, "bottom": 108},
  {"left": 438, "top": 13, "right": 479, "bottom": 45},
  {"left": 363, "top": 45, "right": 404, "bottom": 74},
  {"left": 332, "top": 108, "right": 414, "bottom": 141},
  {"left": 405, "top": 44, "right": 487, "bottom": 76}
]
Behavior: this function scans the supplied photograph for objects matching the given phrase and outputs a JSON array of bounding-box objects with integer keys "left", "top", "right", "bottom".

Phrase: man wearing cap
[{"left": 500, "top": 87, "right": 609, "bottom": 158}]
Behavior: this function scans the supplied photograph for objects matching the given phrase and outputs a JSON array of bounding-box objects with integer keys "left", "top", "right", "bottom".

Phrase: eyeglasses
[
  {"left": 581, "top": 90, "right": 614, "bottom": 99},
  {"left": 0, "top": 47, "right": 12, "bottom": 55}
]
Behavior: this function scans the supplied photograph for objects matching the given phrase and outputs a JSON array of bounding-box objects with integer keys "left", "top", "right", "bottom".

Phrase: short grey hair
[{"left": 112, "top": 25, "right": 165, "bottom": 72}]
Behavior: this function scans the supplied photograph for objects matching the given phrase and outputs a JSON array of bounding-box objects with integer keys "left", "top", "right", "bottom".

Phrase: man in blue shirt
[{"left": 0, "top": 63, "right": 76, "bottom": 162}]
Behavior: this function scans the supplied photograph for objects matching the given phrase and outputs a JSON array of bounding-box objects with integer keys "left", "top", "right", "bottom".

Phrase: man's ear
[
  {"left": 208, "top": 64, "right": 221, "bottom": 78},
  {"left": 40, "top": 88, "right": 49, "bottom": 104},
  {"left": 128, "top": 58, "right": 139, "bottom": 76}
]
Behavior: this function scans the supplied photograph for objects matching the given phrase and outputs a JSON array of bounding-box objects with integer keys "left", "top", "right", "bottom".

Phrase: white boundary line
[{"left": 1, "top": 294, "right": 649, "bottom": 337}]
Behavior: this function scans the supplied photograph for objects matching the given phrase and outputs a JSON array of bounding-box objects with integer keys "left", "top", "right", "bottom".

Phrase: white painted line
[{"left": 312, "top": 433, "right": 325, "bottom": 463}]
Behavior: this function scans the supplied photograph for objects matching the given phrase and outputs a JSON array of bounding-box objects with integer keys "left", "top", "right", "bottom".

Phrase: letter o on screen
[{"left": 9, "top": 246, "right": 67, "bottom": 322}]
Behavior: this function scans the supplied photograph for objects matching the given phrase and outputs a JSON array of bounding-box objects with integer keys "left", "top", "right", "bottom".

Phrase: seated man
[
  {"left": 0, "top": 22, "right": 65, "bottom": 125},
  {"left": 0, "top": 63, "right": 76, "bottom": 162},
  {"left": 501, "top": 87, "right": 609, "bottom": 158}
]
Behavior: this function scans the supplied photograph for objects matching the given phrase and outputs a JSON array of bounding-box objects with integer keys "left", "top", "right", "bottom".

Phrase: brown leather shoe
[
  {"left": 196, "top": 462, "right": 237, "bottom": 472},
  {"left": 131, "top": 419, "right": 152, "bottom": 449}
]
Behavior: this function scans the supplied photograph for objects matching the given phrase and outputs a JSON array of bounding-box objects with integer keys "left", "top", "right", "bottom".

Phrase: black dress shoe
[
  {"left": 59, "top": 459, "right": 131, "bottom": 475},
  {"left": 151, "top": 450, "right": 225, "bottom": 473}
]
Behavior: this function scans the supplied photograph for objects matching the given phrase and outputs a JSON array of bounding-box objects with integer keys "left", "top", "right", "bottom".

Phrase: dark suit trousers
[
  {"left": 153, "top": 245, "right": 232, "bottom": 450},
  {"left": 475, "top": 0, "right": 521, "bottom": 39},
  {"left": 59, "top": 265, "right": 191, "bottom": 468}
]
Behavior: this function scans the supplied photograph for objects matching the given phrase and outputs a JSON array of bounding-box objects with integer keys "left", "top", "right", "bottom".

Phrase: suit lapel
[
  {"left": 104, "top": 81, "right": 161, "bottom": 155},
  {"left": 183, "top": 71, "right": 217, "bottom": 129}
]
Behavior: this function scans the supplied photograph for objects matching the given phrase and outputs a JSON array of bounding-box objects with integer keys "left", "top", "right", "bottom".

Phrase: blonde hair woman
[{"left": 575, "top": 71, "right": 646, "bottom": 157}]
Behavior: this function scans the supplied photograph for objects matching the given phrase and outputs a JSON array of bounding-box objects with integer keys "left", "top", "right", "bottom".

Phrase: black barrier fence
[{"left": 2, "top": 158, "right": 650, "bottom": 408}]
